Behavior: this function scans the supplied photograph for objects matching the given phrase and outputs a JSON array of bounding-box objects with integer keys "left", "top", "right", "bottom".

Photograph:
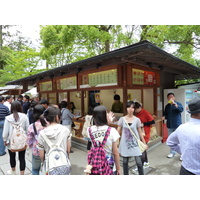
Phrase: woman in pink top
[{"left": 27, "top": 104, "right": 45, "bottom": 175}]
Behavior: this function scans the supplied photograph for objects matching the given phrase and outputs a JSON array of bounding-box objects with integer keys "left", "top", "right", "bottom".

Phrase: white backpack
[
  {"left": 10, "top": 120, "right": 27, "bottom": 152},
  {"left": 42, "top": 132, "right": 71, "bottom": 175}
]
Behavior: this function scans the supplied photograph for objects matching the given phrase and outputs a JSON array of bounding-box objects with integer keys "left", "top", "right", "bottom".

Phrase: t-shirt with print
[
  {"left": 118, "top": 116, "right": 142, "bottom": 157},
  {"left": 87, "top": 125, "right": 120, "bottom": 171}
]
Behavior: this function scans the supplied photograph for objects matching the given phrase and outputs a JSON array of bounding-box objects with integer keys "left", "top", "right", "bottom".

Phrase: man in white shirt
[
  {"left": 3, "top": 95, "right": 12, "bottom": 111},
  {"left": 167, "top": 97, "right": 200, "bottom": 175}
]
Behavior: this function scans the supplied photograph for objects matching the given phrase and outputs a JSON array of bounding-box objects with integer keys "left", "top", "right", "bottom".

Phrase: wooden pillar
[
  {"left": 22, "top": 82, "right": 28, "bottom": 94},
  {"left": 81, "top": 90, "right": 85, "bottom": 116},
  {"left": 122, "top": 64, "right": 127, "bottom": 115},
  {"left": 154, "top": 87, "right": 157, "bottom": 116}
]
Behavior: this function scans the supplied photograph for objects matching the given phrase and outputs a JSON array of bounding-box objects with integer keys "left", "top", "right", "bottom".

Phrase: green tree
[
  {"left": 0, "top": 25, "right": 43, "bottom": 85},
  {"left": 39, "top": 25, "right": 138, "bottom": 68},
  {"left": 140, "top": 25, "right": 200, "bottom": 65}
]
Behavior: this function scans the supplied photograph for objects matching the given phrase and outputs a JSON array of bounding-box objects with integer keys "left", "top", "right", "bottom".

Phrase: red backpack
[{"left": 87, "top": 126, "right": 114, "bottom": 175}]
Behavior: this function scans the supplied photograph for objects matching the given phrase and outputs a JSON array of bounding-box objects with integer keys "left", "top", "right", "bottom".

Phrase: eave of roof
[{"left": 6, "top": 40, "right": 200, "bottom": 85}]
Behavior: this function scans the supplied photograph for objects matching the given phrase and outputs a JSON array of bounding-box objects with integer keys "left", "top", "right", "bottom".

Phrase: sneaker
[
  {"left": 144, "top": 162, "right": 150, "bottom": 168},
  {"left": 7, "top": 170, "right": 16, "bottom": 175},
  {"left": 167, "top": 153, "right": 175, "bottom": 158},
  {"left": 131, "top": 168, "right": 138, "bottom": 175}
]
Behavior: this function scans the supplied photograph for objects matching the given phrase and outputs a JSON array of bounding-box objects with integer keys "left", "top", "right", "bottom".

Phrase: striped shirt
[
  {"left": 0, "top": 103, "right": 10, "bottom": 120},
  {"left": 167, "top": 118, "right": 200, "bottom": 175}
]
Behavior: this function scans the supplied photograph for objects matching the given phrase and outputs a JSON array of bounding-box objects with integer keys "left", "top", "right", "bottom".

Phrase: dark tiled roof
[{"left": 6, "top": 40, "right": 200, "bottom": 85}]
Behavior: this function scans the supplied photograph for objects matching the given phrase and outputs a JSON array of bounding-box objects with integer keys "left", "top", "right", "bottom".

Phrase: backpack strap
[
  {"left": 41, "top": 133, "right": 53, "bottom": 148},
  {"left": 56, "top": 131, "right": 66, "bottom": 147},
  {"left": 42, "top": 129, "right": 66, "bottom": 148},
  {"left": 61, "top": 108, "right": 66, "bottom": 114},
  {"left": 102, "top": 127, "right": 111, "bottom": 147},
  {"left": 88, "top": 126, "right": 112, "bottom": 148},
  {"left": 88, "top": 127, "right": 97, "bottom": 147}
]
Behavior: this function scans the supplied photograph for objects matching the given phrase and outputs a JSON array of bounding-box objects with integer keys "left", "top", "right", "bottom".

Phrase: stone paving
[{"left": 0, "top": 142, "right": 182, "bottom": 175}]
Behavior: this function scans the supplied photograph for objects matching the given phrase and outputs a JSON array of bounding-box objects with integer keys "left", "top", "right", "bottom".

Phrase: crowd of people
[{"left": 0, "top": 91, "right": 199, "bottom": 175}]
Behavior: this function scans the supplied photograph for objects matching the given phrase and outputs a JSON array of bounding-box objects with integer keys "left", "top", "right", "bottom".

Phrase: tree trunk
[
  {"left": 100, "top": 25, "right": 112, "bottom": 52},
  {"left": 140, "top": 25, "right": 149, "bottom": 41}
]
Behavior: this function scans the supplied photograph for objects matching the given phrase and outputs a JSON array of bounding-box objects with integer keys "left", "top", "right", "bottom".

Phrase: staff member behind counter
[{"left": 111, "top": 94, "right": 123, "bottom": 113}]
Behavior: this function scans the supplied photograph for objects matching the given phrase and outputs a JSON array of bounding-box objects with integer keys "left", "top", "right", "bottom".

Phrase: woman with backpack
[
  {"left": 117, "top": 101, "right": 147, "bottom": 175},
  {"left": 27, "top": 104, "right": 45, "bottom": 175},
  {"left": 37, "top": 106, "right": 71, "bottom": 175},
  {"left": 85, "top": 105, "right": 121, "bottom": 175},
  {"left": 3, "top": 101, "right": 29, "bottom": 175}
]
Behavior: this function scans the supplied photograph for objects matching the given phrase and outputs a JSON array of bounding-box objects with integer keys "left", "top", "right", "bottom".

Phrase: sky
[{"left": 10, "top": 25, "right": 41, "bottom": 49}]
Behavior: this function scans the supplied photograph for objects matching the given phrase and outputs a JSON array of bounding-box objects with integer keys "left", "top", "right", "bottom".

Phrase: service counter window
[
  {"left": 40, "top": 93, "right": 48, "bottom": 100},
  {"left": 57, "top": 76, "right": 77, "bottom": 90},
  {"left": 127, "top": 89, "right": 142, "bottom": 102},
  {"left": 49, "top": 93, "right": 57, "bottom": 105},
  {"left": 58, "top": 92, "right": 68, "bottom": 103},
  {"left": 70, "top": 91, "right": 82, "bottom": 117},
  {"left": 87, "top": 88, "right": 123, "bottom": 120}
]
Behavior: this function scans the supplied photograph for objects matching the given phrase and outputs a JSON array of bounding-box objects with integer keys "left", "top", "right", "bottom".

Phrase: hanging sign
[
  {"left": 57, "top": 76, "right": 77, "bottom": 90},
  {"left": 132, "top": 69, "right": 156, "bottom": 85},
  {"left": 83, "top": 69, "right": 117, "bottom": 87},
  {"left": 40, "top": 81, "right": 52, "bottom": 91}
]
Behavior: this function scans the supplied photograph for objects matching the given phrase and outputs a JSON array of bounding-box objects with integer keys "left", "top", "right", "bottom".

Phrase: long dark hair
[
  {"left": 40, "top": 106, "right": 61, "bottom": 127},
  {"left": 93, "top": 105, "right": 108, "bottom": 126},
  {"left": 33, "top": 104, "right": 45, "bottom": 122},
  {"left": 126, "top": 101, "right": 135, "bottom": 109},
  {"left": 11, "top": 101, "right": 23, "bottom": 122},
  {"left": 70, "top": 102, "right": 76, "bottom": 113}
]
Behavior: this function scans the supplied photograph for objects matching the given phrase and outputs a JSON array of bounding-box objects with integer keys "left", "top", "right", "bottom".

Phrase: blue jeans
[
  {"left": 32, "top": 154, "right": 41, "bottom": 175},
  {"left": 0, "top": 120, "right": 5, "bottom": 155},
  {"left": 168, "top": 128, "right": 176, "bottom": 155}
]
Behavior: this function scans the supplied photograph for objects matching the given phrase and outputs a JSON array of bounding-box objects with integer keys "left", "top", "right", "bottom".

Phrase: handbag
[{"left": 124, "top": 117, "right": 148, "bottom": 153}]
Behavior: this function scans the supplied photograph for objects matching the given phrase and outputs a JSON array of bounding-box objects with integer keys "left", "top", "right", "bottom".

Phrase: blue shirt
[
  {"left": 164, "top": 101, "right": 183, "bottom": 129},
  {"left": 167, "top": 118, "right": 200, "bottom": 175},
  {"left": 0, "top": 103, "right": 10, "bottom": 120},
  {"left": 61, "top": 108, "right": 74, "bottom": 125},
  {"left": 23, "top": 101, "right": 30, "bottom": 114}
]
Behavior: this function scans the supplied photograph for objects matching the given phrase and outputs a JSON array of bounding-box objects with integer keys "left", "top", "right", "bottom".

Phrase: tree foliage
[
  {"left": 1, "top": 25, "right": 200, "bottom": 86},
  {"left": 140, "top": 25, "right": 200, "bottom": 66},
  {"left": 40, "top": 25, "right": 200, "bottom": 72},
  {"left": 0, "top": 25, "right": 42, "bottom": 86},
  {"left": 39, "top": 25, "right": 138, "bottom": 68}
]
